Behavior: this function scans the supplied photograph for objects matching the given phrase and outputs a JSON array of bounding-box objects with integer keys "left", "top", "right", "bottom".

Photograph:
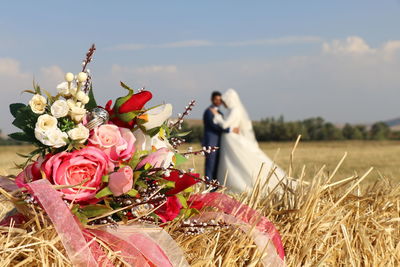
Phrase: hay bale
[{"left": 1, "top": 157, "right": 400, "bottom": 266}]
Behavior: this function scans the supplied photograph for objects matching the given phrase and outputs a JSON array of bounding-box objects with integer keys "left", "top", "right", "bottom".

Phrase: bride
[{"left": 211, "top": 89, "right": 289, "bottom": 193}]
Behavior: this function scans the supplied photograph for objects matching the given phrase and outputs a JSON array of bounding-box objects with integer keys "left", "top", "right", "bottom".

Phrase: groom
[{"left": 202, "top": 91, "right": 238, "bottom": 182}]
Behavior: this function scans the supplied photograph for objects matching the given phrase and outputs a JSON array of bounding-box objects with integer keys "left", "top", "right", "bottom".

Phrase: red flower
[
  {"left": 155, "top": 195, "right": 182, "bottom": 222},
  {"left": 105, "top": 89, "right": 152, "bottom": 128},
  {"left": 163, "top": 171, "right": 199, "bottom": 195}
]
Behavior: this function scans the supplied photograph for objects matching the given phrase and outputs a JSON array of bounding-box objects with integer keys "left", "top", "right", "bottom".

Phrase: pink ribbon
[
  {"left": 24, "top": 179, "right": 188, "bottom": 267},
  {"left": 0, "top": 176, "right": 19, "bottom": 192},
  {"left": 28, "top": 179, "right": 99, "bottom": 267},
  {"left": 190, "top": 192, "right": 285, "bottom": 261}
]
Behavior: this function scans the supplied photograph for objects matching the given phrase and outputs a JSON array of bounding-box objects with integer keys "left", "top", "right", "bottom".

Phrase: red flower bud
[{"left": 104, "top": 89, "right": 153, "bottom": 128}]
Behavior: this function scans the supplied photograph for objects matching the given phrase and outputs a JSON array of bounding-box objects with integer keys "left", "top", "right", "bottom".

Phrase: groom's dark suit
[{"left": 202, "top": 105, "right": 229, "bottom": 181}]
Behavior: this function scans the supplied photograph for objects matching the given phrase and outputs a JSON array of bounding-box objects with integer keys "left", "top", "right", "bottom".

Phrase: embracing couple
[{"left": 203, "top": 89, "right": 289, "bottom": 193}]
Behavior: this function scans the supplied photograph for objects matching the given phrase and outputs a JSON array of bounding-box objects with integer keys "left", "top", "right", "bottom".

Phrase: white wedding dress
[{"left": 214, "top": 89, "right": 288, "bottom": 193}]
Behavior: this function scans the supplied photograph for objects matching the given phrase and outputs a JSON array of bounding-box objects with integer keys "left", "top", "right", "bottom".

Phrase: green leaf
[
  {"left": 22, "top": 90, "right": 36, "bottom": 95},
  {"left": 136, "top": 179, "right": 148, "bottom": 189},
  {"left": 183, "top": 208, "right": 200, "bottom": 219},
  {"left": 80, "top": 204, "right": 113, "bottom": 218},
  {"left": 9, "top": 103, "right": 26, "bottom": 118},
  {"left": 33, "top": 81, "right": 42, "bottom": 95},
  {"left": 102, "top": 175, "right": 109, "bottom": 182},
  {"left": 42, "top": 89, "right": 54, "bottom": 105},
  {"left": 118, "top": 111, "right": 140, "bottom": 123},
  {"left": 176, "top": 194, "right": 188, "bottom": 208},
  {"left": 146, "top": 126, "right": 162, "bottom": 137},
  {"left": 8, "top": 132, "right": 33, "bottom": 142},
  {"left": 176, "top": 130, "right": 192, "bottom": 137},
  {"left": 86, "top": 85, "right": 98, "bottom": 111},
  {"left": 174, "top": 153, "right": 188, "bottom": 166},
  {"left": 129, "top": 150, "right": 149, "bottom": 169},
  {"left": 159, "top": 179, "right": 175, "bottom": 188},
  {"left": 144, "top": 163, "right": 152, "bottom": 170},
  {"left": 11, "top": 106, "right": 38, "bottom": 132},
  {"left": 126, "top": 189, "right": 138, "bottom": 197},
  {"left": 74, "top": 212, "right": 88, "bottom": 225},
  {"left": 120, "top": 81, "right": 134, "bottom": 92},
  {"left": 95, "top": 187, "right": 113, "bottom": 198},
  {"left": 183, "top": 186, "right": 194, "bottom": 193}
]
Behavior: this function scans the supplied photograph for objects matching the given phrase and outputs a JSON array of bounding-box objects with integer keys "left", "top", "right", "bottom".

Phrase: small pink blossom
[
  {"left": 136, "top": 148, "right": 174, "bottom": 170},
  {"left": 108, "top": 166, "right": 134, "bottom": 196}
]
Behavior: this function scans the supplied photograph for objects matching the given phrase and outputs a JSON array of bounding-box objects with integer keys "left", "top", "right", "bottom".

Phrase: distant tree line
[
  {"left": 0, "top": 129, "right": 25, "bottom": 145},
  {"left": 182, "top": 116, "right": 398, "bottom": 143},
  {"left": 1, "top": 116, "right": 398, "bottom": 145}
]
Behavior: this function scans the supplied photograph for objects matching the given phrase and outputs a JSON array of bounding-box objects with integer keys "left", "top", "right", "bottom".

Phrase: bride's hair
[{"left": 222, "top": 89, "right": 257, "bottom": 144}]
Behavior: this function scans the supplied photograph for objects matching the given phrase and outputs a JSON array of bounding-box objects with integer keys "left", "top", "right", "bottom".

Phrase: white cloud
[
  {"left": 322, "top": 36, "right": 375, "bottom": 55},
  {"left": 39, "top": 65, "right": 64, "bottom": 87},
  {"left": 112, "top": 64, "right": 177, "bottom": 75},
  {"left": 227, "top": 36, "right": 322, "bottom": 47},
  {"left": 323, "top": 36, "right": 400, "bottom": 61},
  {"left": 0, "top": 58, "right": 30, "bottom": 78},
  {"left": 382, "top": 40, "right": 400, "bottom": 61},
  {"left": 109, "top": 36, "right": 322, "bottom": 51},
  {"left": 111, "top": 40, "right": 213, "bottom": 51},
  {"left": 161, "top": 40, "right": 213, "bottom": 48}
]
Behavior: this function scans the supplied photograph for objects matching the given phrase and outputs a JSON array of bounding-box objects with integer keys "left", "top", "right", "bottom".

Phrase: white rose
[
  {"left": 36, "top": 114, "right": 58, "bottom": 131},
  {"left": 51, "top": 100, "right": 69, "bottom": 118},
  {"left": 56, "top": 82, "right": 70, "bottom": 97},
  {"left": 35, "top": 127, "right": 68, "bottom": 148},
  {"left": 142, "top": 104, "right": 173, "bottom": 130},
  {"left": 29, "top": 94, "right": 47, "bottom": 114},
  {"left": 70, "top": 106, "right": 87, "bottom": 122},
  {"left": 67, "top": 124, "right": 89, "bottom": 143}
]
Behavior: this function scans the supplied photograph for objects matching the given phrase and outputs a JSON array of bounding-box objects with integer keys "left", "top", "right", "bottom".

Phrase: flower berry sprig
[
  {"left": 180, "top": 218, "right": 231, "bottom": 235},
  {"left": 170, "top": 100, "right": 196, "bottom": 130}
]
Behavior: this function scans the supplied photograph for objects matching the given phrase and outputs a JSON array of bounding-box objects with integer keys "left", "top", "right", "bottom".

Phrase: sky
[{"left": 1, "top": 1, "right": 400, "bottom": 133}]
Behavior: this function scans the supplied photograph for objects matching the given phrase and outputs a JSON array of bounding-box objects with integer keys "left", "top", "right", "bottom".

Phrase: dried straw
[{"left": 1, "top": 143, "right": 400, "bottom": 266}]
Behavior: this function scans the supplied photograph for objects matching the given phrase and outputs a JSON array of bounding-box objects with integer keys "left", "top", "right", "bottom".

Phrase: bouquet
[{"left": 0, "top": 45, "right": 285, "bottom": 266}]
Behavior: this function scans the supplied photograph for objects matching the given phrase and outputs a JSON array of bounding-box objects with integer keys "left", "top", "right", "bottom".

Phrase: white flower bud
[
  {"left": 65, "top": 72, "right": 74, "bottom": 82},
  {"left": 76, "top": 91, "right": 87, "bottom": 102},
  {"left": 77, "top": 72, "right": 88, "bottom": 83},
  {"left": 142, "top": 104, "right": 173, "bottom": 130},
  {"left": 50, "top": 100, "right": 69, "bottom": 118},
  {"left": 67, "top": 124, "right": 89, "bottom": 143},
  {"left": 81, "top": 95, "right": 89, "bottom": 104},
  {"left": 29, "top": 94, "right": 47, "bottom": 114}
]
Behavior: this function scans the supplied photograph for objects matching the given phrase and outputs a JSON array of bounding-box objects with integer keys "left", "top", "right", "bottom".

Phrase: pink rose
[
  {"left": 90, "top": 124, "right": 121, "bottom": 148},
  {"left": 90, "top": 124, "right": 136, "bottom": 162},
  {"left": 108, "top": 166, "right": 134, "bottom": 196},
  {"left": 43, "top": 147, "right": 114, "bottom": 202},
  {"left": 136, "top": 148, "right": 174, "bottom": 170}
]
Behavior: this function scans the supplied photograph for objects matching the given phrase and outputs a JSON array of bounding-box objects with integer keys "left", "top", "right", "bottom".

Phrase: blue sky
[{"left": 1, "top": 1, "right": 400, "bottom": 133}]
